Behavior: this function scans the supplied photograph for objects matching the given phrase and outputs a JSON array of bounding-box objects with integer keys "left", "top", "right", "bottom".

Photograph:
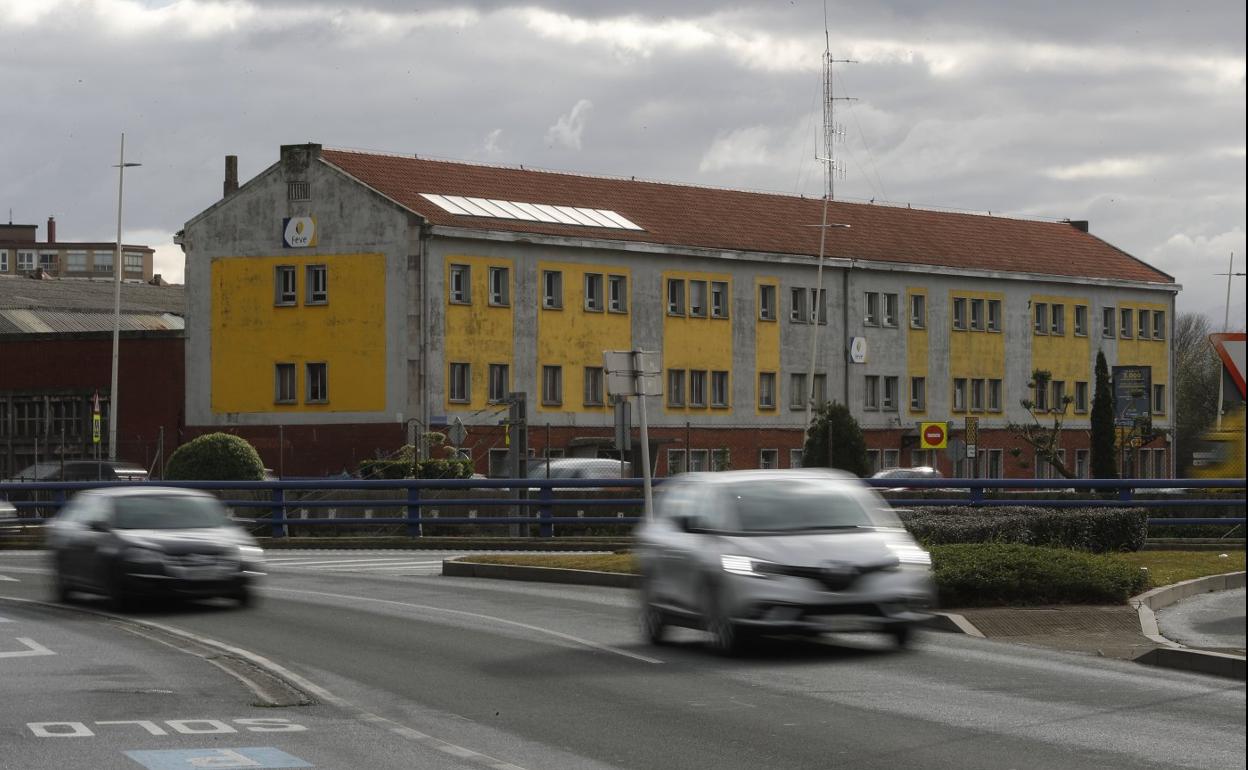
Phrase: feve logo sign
[
  {"left": 282, "top": 216, "right": 318, "bottom": 248},
  {"left": 919, "top": 421, "right": 947, "bottom": 450}
]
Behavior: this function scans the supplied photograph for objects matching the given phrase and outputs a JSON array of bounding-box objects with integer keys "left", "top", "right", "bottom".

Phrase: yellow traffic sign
[{"left": 919, "top": 422, "right": 947, "bottom": 450}]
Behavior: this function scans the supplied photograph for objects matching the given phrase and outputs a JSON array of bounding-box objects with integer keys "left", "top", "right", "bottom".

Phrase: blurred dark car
[
  {"left": 45, "top": 487, "right": 265, "bottom": 609},
  {"left": 869, "top": 466, "right": 946, "bottom": 492},
  {"left": 1, "top": 460, "right": 150, "bottom": 518},
  {"left": 635, "top": 469, "right": 935, "bottom": 654},
  {"left": 0, "top": 498, "right": 20, "bottom": 539}
]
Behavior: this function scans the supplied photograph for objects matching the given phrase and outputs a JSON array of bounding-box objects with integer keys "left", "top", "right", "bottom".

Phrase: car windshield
[
  {"left": 113, "top": 495, "right": 229, "bottom": 530},
  {"left": 725, "top": 479, "right": 896, "bottom": 532}
]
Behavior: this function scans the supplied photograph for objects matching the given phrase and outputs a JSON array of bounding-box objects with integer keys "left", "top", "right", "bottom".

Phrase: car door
[
  {"left": 640, "top": 483, "right": 692, "bottom": 606},
  {"left": 76, "top": 497, "right": 117, "bottom": 591},
  {"left": 51, "top": 495, "right": 97, "bottom": 586},
  {"left": 666, "top": 484, "right": 729, "bottom": 613}
]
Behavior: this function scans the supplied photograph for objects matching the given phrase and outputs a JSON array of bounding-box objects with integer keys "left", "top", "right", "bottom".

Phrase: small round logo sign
[{"left": 920, "top": 421, "right": 947, "bottom": 449}]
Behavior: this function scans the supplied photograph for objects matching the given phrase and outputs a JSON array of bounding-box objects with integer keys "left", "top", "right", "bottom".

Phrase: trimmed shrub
[
  {"left": 358, "top": 459, "right": 411, "bottom": 479},
  {"left": 932, "top": 543, "right": 1149, "bottom": 606},
  {"left": 415, "top": 457, "right": 473, "bottom": 479},
  {"left": 898, "top": 506, "right": 1147, "bottom": 553},
  {"left": 165, "top": 433, "right": 264, "bottom": 481}
]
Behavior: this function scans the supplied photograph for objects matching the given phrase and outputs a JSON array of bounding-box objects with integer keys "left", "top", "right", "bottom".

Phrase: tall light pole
[
  {"left": 1214, "top": 252, "right": 1244, "bottom": 430},
  {"left": 109, "top": 133, "right": 141, "bottom": 462}
]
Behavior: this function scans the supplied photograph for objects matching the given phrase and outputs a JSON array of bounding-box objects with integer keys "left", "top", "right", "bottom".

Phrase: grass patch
[{"left": 1109, "top": 550, "right": 1245, "bottom": 588}]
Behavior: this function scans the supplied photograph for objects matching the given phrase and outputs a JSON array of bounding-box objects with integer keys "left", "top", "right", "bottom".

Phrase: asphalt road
[
  {"left": 2, "top": 551, "right": 1245, "bottom": 770},
  {"left": 1157, "top": 587, "right": 1247, "bottom": 651}
]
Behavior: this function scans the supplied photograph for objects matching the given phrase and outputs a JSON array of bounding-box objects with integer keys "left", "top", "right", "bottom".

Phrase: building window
[
  {"left": 759, "top": 449, "right": 779, "bottom": 469},
  {"left": 710, "top": 371, "right": 729, "bottom": 407},
  {"left": 541, "top": 365, "right": 563, "bottom": 405},
  {"left": 584, "top": 273, "right": 604, "bottom": 312},
  {"left": 17, "top": 250, "right": 36, "bottom": 271},
  {"left": 688, "top": 449, "right": 710, "bottom": 472},
  {"left": 711, "top": 448, "right": 730, "bottom": 471},
  {"left": 789, "top": 449, "right": 804, "bottom": 468},
  {"left": 1051, "top": 303, "right": 1065, "bottom": 335},
  {"left": 583, "top": 366, "right": 605, "bottom": 406},
  {"left": 543, "top": 270, "right": 563, "bottom": 309},
  {"left": 864, "top": 375, "right": 879, "bottom": 410},
  {"left": 1052, "top": 381, "right": 1067, "bottom": 412},
  {"left": 882, "top": 449, "right": 900, "bottom": 470},
  {"left": 689, "top": 280, "right": 708, "bottom": 317},
  {"left": 667, "top": 278, "right": 686, "bottom": 315},
  {"left": 883, "top": 376, "right": 899, "bottom": 411},
  {"left": 488, "top": 364, "right": 509, "bottom": 403},
  {"left": 987, "top": 299, "right": 1002, "bottom": 332},
  {"left": 910, "top": 377, "right": 926, "bottom": 411},
  {"left": 758, "top": 372, "right": 776, "bottom": 410},
  {"left": 882, "top": 293, "right": 899, "bottom": 327},
  {"left": 123, "top": 252, "right": 144, "bottom": 273},
  {"left": 1034, "top": 378, "right": 1049, "bottom": 412},
  {"left": 1075, "top": 449, "right": 1089, "bottom": 479},
  {"left": 449, "top": 264, "right": 470, "bottom": 304},
  {"left": 813, "top": 374, "right": 828, "bottom": 407},
  {"left": 1138, "top": 309, "right": 1149, "bottom": 340},
  {"left": 970, "top": 298, "right": 985, "bottom": 331},
  {"left": 689, "top": 370, "right": 708, "bottom": 407},
  {"left": 39, "top": 251, "right": 57, "bottom": 270},
  {"left": 1152, "top": 310, "right": 1165, "bottom": 340},
  {"left": 91, "top": 250, "right": 112, "bottom": 271},
  {"left": 1152, "top": 383, "right": 1166, "bottom": 415},
  {"left": 953, "top": 297, "right": 967, "bottom": 330},
  {"left": 274, "top": 363, "right": 297, "bottom": 403},
  {"left": 67, "top": 251, "right": 87, "bottom": 272},
  {"left": 983, "top": 449, "right": 1003, "bottom": 479},
  {"left": 866, "top": 449, "right": 881, "bottom": 475},
  {"left": 1102, "top": 306, "right": 1115, "bottom": 338},
  {"left": 1152, "top": 448, "right": 1167, "bottom": 478},
  {"left": 809, "top": 288, "right": 828, "bottom": 324},
  {"left": 275, "top": 266, "right": 297, "bottom": 306},
  {"left": 667, "top": 370, "right": 686, "bottom": 407},
  {"left": 667, "top": 449, "right": 688, "bottom": 476},
  {"left": 489, "top": 267, "right": 510, "bottom": 306},
  {"left": 1075, "top": 381, "right": 1089, "bottom": 413},
  {"left": 449, "top": 363, "right": 471, "bottom": 403},
  {"left": 306, "top": 363, "right": 328, "bottom": 403},
  {"left": 759, "top": 284, "right": 776, "bottom": 321},
  {"left": 790, "top": 373, "right": 807, "bottom": 409},
  {"left": 970, "top": 378, "right": 985, "bottom": 412},
  {"left": 14, "top": 399, "right": 45, "bottom": 438},
  {"left": 910, "top": 294, "right": 926, "bottom": 329},
  {"left": 608, "top": 274, "right": 627, "bottom": 313},
  {"left": 1120, "top": 308, "right": 1133, "bottom": 338},
  {"left": 49, "top": 399, "right": 83, "bottom": 438},
  {"left": 287, "top": 181, "right": 310, "bottom": 201},
  {"left": 1034, "top": 302, "right": 1049, "bottom": 335},
  {"left": 0, "top": 249, "right": 7, "bottom": 272},
  {"left": 710, "top": 281, "right": 729, "bottom": 318},
  {"left": 1074, "top": 305, "right": 1088, "bottom": 336},
  {"left": 306, "top": 264, "right": 328, "bottom": 304},
  {"left": 953, "top": 378, "right": 967, "bottom": 412},
  {"left": 790, "top": 287, "right": 808, "bottom": 322},
  {"left": 864, "top": 292, "right": 880, "bottom": 326},
  {"left": 988, "top": 379, "right": 1003, "bottom": 412}
]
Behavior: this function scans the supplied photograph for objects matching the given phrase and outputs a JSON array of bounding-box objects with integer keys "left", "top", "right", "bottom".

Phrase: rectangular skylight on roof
[{"left": 420, "top": 193, "right": 643, "bottom": 231}]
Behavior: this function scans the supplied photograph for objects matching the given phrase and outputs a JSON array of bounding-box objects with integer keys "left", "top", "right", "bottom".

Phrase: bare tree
[
  {"left": 1007, "top": 369, "right": 1077, "bottom": 478},
  {"left": 1173, "top": 313, "right": 1223, "bottom": 473}
]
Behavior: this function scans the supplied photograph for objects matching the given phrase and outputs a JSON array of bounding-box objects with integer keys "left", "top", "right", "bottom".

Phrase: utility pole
[
  {"left": 1214, "top": 252, "right": 1244, "bottom": 429},
  {"left": 506, "top": 393, "right": 528, "bottom": 536}
]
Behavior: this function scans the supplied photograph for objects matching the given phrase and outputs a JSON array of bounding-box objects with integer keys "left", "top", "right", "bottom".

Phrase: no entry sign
[{"left": 920, "top": 421, "right": 948, "bottom": 450}]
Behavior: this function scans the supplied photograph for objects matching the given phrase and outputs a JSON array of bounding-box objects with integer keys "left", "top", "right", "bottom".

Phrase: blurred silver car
[
  {"left": 635, "top": 469, "right": 935, "bottom": 653},
  {"left": 45, "top": 487, "right": 265, "bottom": 609}
]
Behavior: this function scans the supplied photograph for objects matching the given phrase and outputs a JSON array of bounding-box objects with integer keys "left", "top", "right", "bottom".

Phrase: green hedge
[
  {"left": 165, "top": 433, "right": 264, "bottom": 481},
  {"left": 932, "top": 544, "right": 1149, "bottom": 606},
  {"left": 358, "top": 460, "right": 410, "bottom": 479},
  {"left": 898, "top": 506, "right": 1147, "bottom": 553}
]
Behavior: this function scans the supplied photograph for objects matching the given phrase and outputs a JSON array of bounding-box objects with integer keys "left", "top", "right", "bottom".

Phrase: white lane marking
[
  {"left": 312, "top": 562, "right": 445, "bottom": 572},
  {"left": 266, "top": 557, "right": 436, "bottom": 567},
  {"left": 0, "top": 637, "right": 56, "bottom": 658},
  {"left": 0, "top": 574, "right": 19, "bottom": 581},
  {"left": 0, "top": 616, "right": 11, "bottom": 623},
  {"left": 269, "top": 586, "right": 664, "bottom": 665}
]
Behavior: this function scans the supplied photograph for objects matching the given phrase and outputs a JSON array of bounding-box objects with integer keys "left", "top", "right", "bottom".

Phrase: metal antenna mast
[{"left": 804, "top": 9, "right": 855, "bottom": 432}]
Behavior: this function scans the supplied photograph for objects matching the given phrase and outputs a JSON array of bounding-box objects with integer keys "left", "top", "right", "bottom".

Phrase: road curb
[
  {"left": 442, "top": 559, "right": 640, "bottom": 588},
  {"left": 1129, "top": 571, "right": 1245, "bottom": 680}
]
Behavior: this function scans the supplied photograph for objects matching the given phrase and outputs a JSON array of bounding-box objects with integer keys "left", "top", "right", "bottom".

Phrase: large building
[
  {"left": 0, "top": 218, "right": 156, "bottom": 283},
  {"left": 0, "top": 274, "right": 185, "bottom": 477},
  {"left": 180, "top": 143, "right": 1176, "bottom": 478}
]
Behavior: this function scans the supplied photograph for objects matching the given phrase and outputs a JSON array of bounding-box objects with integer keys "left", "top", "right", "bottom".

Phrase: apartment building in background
[
  {"left": 178, "top": 143, "right": 1177, "bottom": 478},
  {"left": 0, "top": 217, "right": 155, "bottom": 282}
]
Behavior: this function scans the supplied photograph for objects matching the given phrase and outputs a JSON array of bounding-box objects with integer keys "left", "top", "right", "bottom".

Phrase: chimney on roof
[
  {"left": 47, "top": 215, "right": 56, "bottom": 243},
  {"left": 224, "top": 155, "right": 239, "bottom": 198},
  {"left": 1067, "top": 220, "right": 1089, "bottom": 233}
]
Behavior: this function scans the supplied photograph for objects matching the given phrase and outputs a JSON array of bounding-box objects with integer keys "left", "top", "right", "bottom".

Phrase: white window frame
[
  {"left": 759, "top": 449, "right": 779, "bottom": 470},
  {"left": 1102, "top": 306, "right": 1116, "bottom": 338},
  {"left": 882, "top": 449, "right": 900, "bottom": 470},
  {"left": 688, "top": 449, "right": 710, "bottom": 473},
  {"left": 710, "top": 371, "right": 729, "bottom": 407},
  {"left": 488, "top": 363, "right": 509, "bottom": 403},
  {"left": 1138, "top": 309, "right": 1149, "bottom": 340},
  {"left": 306, "top": 264, "right": 328, "bottom": 305},
  {"left": 1152, "top": 383, "right": 1166, "bottom": 415},
  {"left": 1075, "top": 449, "right": 1090, "bottom": 479},
  {"left": 1034, "top": 302, "right": 1049, "bottom": 335},
  {"left": 710, "top": 281, "right": 729, "bottom": 318},
  {"left": 758, "top": 372, "right": 776, "bottom": 409},
  {"left": 608, "top": 274, "right": 627, "bottom": 313},
  {"left": 970, "top": 298, "right": 984, "bottom": 331},
  {"left": 543, "top": 270, "right": 563, "bottom": 309},
  {"left": 789, "top": 449, "right": 804, "bottom": 468},
  {"left": 274, "top": 363, "right": 296, "bottom": 404},
  {"left": 667, "top": 449, "right": 688, "bottom": 476},
  {"left": 667, "top": 278, "right": 686, "bottom": 315},
  {"left": 0, "top": 249, "right": 8, "bottom": 272},
  {"left": 584, "top": 273, "right": 603, "bottom": 312},
  {"left": 1075, "top": 381, "right": 1089, "bottom": 413},
  {"left": 1074, "top": 304, "right": 1088, "bottom": 336},
  {"left": 449, "top": 362, "right": 471, "bottom": 403},
  {"left": 988, "top": 379, "right": 1003, "bottom": 412},
  {"left": 1051, "top": 303, "right": 1065, "bottom": 335},
  {"left": 864, "top": 375, "right": 879, "bottom": 410},
  {"left": 883, "top": 376, "right": 899, "bottom": 411},
  {"left": 275, "top": 265, "right": 297, "bottom": 306},
  {"left": 953, "top": 378, "right": 967, "bottom": 412},
  {"left": 759, "top": 284, "right": 776, "bottom": 321},
  {"left": 583, "top": 366, "right": 605, "bottom": 406},
  {"left": 910, "top": 376, "right": 926, "bottom": 411},
  {"left": 970, "top": 378, "right": 985, "bottom": 412},
  {"left": 449, "top": 264, "right": 470, "bottom": 304},
  {"left": 952, "top": 297, "right": 967, "bottom": 330},
  {"left": 489, "top": 266, "right": 510, "bottom": 306},
  {"left": 306, "top": 362, "right": 329, "bottom": 404},
  {"left": 987, "top": 299, "right": 1002, "bottom": 332},
  {"left": 17, "top": 250, "right": 36, "bottom": 271},
  {"left": 541, "top": 365, "right": 563, "bottom": 406},
  {"left": 66, "top": 251, "right": 87, "bottom": 272},
  {"left": 864, "top": 292, "right": 880, "bottom": 326},
  {"left": 790, "top": 373, "right": 807, "bottom": 409},
  {"left": 883, "top": 293, "right": 899, "bottom": 328},
  {"left": 790, "top": 287, "right": 807, "bottom": 323},
  {"left": 689, "top": 280, "right": 707, "bottom": 317},
  {"left": 1152, "top": 310, "right": 1165, "bottom": 340},
  {"left": 689, "top": 370, "right": 708, "bottom": 408},
  {"left": 667, "top": 370, "right": 686, "bottom": 407},
  {"left": 910, "top": 293, "right": 926, "bottom": 329},
  {"left": 1120, "top": 307, "right": 1133, "bottom": 338}
]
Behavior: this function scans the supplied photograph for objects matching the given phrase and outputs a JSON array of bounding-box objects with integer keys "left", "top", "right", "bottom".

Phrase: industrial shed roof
[{"left": 0, "top": 276, "right": 184, "bottom": 335}]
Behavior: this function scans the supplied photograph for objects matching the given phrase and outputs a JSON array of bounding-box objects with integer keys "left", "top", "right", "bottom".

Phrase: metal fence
[{"left": 2, "top": 476, "right": 1243, "bottom": 539}]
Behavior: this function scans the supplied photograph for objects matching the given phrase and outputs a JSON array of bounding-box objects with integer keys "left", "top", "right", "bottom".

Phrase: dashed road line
[{"left": 0, "top": 636, "right": 56, "bottom": 658}]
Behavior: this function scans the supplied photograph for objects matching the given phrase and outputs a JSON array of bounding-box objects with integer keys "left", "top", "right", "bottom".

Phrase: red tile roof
[{"left": 322, "top": 149, "right": 1173, "bottom": 285}]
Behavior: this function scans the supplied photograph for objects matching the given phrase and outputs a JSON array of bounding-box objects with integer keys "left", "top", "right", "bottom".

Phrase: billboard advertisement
[{"left": 1112, "top": 365, "right": 1152, "bottom": 427}]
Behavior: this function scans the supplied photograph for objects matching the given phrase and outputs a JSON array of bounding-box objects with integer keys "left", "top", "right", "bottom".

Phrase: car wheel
[
  {"left": 703, "top": 582, "right": 748, "bottom": 656},
  {"left": 52, "top": 562, "right": 73, "bottom": 604},
  {"left": 638, "top": 580, "right": 667, "bottom": 645},
  {"left": 889, "top": 624, "right": 913, "bottom": 649},
  {"left": 233, "top": 586, "right": 254, "bottom": 608},
  {"left": 108, "top": 573, "right": 134, "bottom": 613}
]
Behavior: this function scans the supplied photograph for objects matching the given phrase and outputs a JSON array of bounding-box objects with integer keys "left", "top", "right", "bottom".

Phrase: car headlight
[
  {"left": 721, "top": 554, "right": 777, "bottom": 578},
  {"left": 887, "top": 542, "right": 932, "bottom": 566},
  {"left": 123, "top": 546, "right": 165, "bottom": 565}
]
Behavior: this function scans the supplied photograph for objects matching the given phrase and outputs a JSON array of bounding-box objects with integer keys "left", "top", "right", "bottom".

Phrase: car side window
[
  {"left": 79, "top": 498, "right": 112, "bottom": 528},
  {"left": 657, "top": 484, "right": 690, "bottom": 522},
  {"left": 689, "top": 487, "right": 726, "bottom": 531}
]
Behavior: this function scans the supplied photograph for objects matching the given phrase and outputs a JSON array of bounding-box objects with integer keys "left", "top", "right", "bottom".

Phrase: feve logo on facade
[{"left": 283, "top": 216, "right": 318, "bottom": 248}]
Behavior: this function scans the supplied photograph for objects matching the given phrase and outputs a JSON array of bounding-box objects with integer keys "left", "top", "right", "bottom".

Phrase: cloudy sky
[{"left": 2, "top": 0, "right": 1244, "bottom": 326}]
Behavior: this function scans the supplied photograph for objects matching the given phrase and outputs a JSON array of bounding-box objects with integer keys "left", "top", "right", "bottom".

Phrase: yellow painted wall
[
  {"left": 1116, "top": 300, "right": 1170, "bottom": 413},
  {"left": 948, "top": 289, "right": 1005, "bottom": 379},
  {"left": 444, "top": 255, "right": 515, "bottom": 411},
  {"left": 1030, "top": 294, "right": 1092, "bottom": 402},
  {"left": 211, "top": 253, "right": 386, "bottom": 413},
  {"left": 755, "top": 277, "right": 780, "bottom": 415},
  {"left": 535, "top": 260, "right": 632, "bottom": 414},
  {"left": 663, "top": 269, "right": 734, "bottom": 414},
  {"left": 907, "top": 287, "right": 928, "bottom": 415}
]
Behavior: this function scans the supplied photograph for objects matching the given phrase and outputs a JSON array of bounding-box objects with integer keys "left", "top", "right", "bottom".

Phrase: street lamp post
[{"left": 108, "top": 133, "right": 141, "bottom": 462}]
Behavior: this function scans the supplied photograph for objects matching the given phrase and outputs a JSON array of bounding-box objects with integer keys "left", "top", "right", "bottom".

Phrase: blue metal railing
[{"left": 2, "top": 476, "right": 1243, "bottom": 538}]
